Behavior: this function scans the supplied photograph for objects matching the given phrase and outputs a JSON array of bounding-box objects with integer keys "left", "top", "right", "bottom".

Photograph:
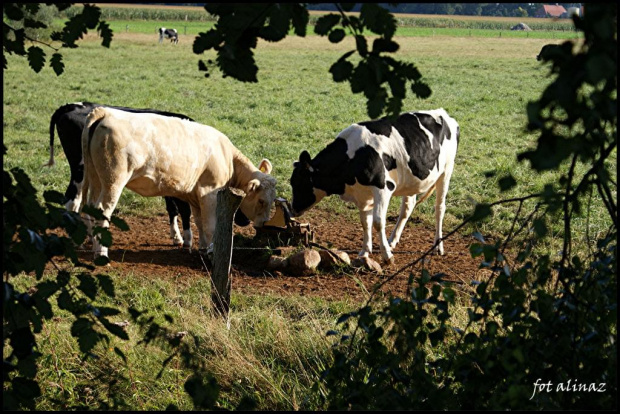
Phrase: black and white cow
[
  {"left": 158, "top": 27, "right": 178, "bottom": 44},
  {"left": 46, "top": 102, "right": 197, "bottom": 248},
  {"left": 289, "top": 108, "right": 459, "bottom": 263}
]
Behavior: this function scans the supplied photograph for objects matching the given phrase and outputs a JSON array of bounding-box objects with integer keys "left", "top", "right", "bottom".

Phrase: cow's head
[
  {"left": 289, "top": 150, "right": 326, "bottom": 217},
  {"left": 238, "top": 159, "right": 277, "bottom": 228}
]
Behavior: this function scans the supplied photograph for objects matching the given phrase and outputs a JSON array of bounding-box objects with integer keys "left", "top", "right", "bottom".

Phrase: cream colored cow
[{"left": 81, "top": 107, "right": 276, "bottom": 259}]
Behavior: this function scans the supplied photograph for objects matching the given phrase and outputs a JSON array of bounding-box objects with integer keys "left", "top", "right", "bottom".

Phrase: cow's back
[
  {"left": 336, "top": 108, "right": 459, "bottom": 196},
  {"left": 85, "top": 107, "right": 235, "bottom": 198}
]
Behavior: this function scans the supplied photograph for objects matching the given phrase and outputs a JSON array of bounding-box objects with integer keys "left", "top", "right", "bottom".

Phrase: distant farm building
[
  {"left": 535, "top": 4, "right": 568, "bottom": 18},
  {"left": 511, "top": 22, "right": 532, "bottom": 31}
]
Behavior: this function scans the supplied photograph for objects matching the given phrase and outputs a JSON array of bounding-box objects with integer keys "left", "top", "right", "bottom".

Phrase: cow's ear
[
  {"left": 246, "top": 178, "right": 261, "bottom": 193},
  {"left": 258, "top": 158, "right": 272, "bottom": 174}
]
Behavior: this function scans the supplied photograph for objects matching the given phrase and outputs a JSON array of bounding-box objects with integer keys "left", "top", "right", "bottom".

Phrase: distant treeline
[
  {"left": 134, "top": 3, "right": 581, "bottom": 18},
  {"left": 60, "top": 4, "right": 576, "bottom": 31},
  {"left": 306, "top": 3, "right": 581, "bottom": 18}
]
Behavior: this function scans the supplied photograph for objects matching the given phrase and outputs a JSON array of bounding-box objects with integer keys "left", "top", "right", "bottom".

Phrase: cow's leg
[
  {"left": 164, "top": 196, "right": 184, "bottom": 246},
  {"left": 176, "top": 199, "right": 193, "bottom": 249},
  {"left": 358, "top": 208, "right": 373, "bottom": 258},
  {"left": 388, "top": 195, "right": 416, "bottom": 249},
  {"left": 189, "top": 204, "right": 202, "bottom": 253},
  {"left": 91, "top": 182, "right": 125, "bottom": 259},
  {"left": 80, "top": 160, "right": 100, "bottom": 247},
  {"left": 372, "top": 187, "right": 395, "bottom": 264},
  {"left": 65, "top": 159, "right": 85, "bottom": 213},
  {"left": 433, "top": 168, "right": 454, "bottom": 256},
  {"left": 197, "top": 193, "right": 218, "bottom": 252}
]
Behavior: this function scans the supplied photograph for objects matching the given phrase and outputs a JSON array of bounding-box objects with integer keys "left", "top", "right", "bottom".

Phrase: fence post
[{"left": 210, "top": 187, "right": 245, "bottom": 320}]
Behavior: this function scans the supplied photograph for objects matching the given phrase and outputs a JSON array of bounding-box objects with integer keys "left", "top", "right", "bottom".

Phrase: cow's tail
[
  {"left": 81, "top": 106, "right": 107, "bottom": 209},
  {"left": 417, "top": 184, "right": 436, "bottom": 205},
  {"left": 45, "top": 105, "right": 71, "bottom": 167}
]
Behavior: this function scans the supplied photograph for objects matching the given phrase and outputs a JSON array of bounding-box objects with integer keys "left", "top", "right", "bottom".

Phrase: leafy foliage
[
  {"left": 2, "top": 3, "right": 113, "bottom": 74},
  {"left": 193, "top": 3, "right": 430, "bottom": 119},
  {"left": 2, "top": 146, "right": 223, "bottom": 409},
  {"left": 318, "top": 3, "right": 617, "bottom": 410}
]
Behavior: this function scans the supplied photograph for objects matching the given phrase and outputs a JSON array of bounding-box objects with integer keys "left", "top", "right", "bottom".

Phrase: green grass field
[{"left": 3, "top": 21, "right": 615, "bottom": 410}]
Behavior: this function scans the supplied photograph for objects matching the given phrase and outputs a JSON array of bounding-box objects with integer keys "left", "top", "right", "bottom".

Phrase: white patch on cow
[{"left": 170, "top": 216, "right": 183, "bottom": 246}]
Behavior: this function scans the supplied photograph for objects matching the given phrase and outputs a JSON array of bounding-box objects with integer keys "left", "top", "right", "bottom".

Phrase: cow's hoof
[{"left": 383, "top": 255, "right": 395, "bottom": 265}]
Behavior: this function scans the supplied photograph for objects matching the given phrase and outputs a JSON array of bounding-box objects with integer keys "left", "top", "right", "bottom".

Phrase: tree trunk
[{"left": 211, "top": 187, "right": 245, "bottom": 319}]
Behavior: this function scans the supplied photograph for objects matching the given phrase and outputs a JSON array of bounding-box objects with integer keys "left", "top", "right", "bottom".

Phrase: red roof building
[{"left": 535, "top": 4, "right": 568, "bottom": 18}]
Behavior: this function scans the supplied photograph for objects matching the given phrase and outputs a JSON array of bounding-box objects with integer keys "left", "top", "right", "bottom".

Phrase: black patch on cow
[
  {"left": 289, "top": 161, "right": 317, "bottom": 215},
  {"left": 392, "top": 112, "right": 448, "bottom": 180},
  {"left": 348, "top": 145, "right": 388, "bottom": 189},
  {"left": 358, "top": 118, "right": 393, "bottom": 137},
  {"left": 291, "top": 138, "right": 397, "bottom": 214},
  {"left": 382, "top": 153, "right": 397, "bottom": 171}
]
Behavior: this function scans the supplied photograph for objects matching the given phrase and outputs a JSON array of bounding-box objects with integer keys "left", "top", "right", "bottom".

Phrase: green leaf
[
  {"left": 290, "top": 4, "right": 308, "bottom": 36},
  {"left": 367, "top": 96, "right": 385, "bottom": 119},
  {"left": 314, "top": 14, "right": 340, "bottom": 36},
  {"left": 216, "top": 44, "right": 258, "bottom": 82},
  {"left": 72, "top": 318, "right": 100, "bottom": 354},
  {"left": 97, "top": 21, "right": 113, "bottom": 48},
  {"left": 329, "top": 59, "right": 353, "bottom": 82},
  {"left": 94, "top": 255, "right": 110, "bottom": 267},
  {"left": 372, "top": 38, "right": 399, "bottom": 54},
  {"left": 77, "top": 274, "right": 98, "bottom": 300},
  {"left": 27, "top": 46, "right": 45, "bottom": 73},
  {"left": 93, "top": 226, "right": 112, "bottom": 247},
  {"left": 110, "top": 216, "right": 129, "bottom": 231},
  {"left": 328, "top": 28, "right": 345, "bottom": 43},
  {"left": 4, "top": 4, "right": 25, "bottom": 20},
  {"left": 410, "top": 81, "right": 432, "bottom": 99},
  {"left": 17, "top": 354, "right": 39, "bottom": 378},
  {"left": 355, "top": 35, "right": 368, "bottom": 57},
  {"left": 57, "top": 289, "right": 72, "bottom": 311},
  {"left": 360, "top": 4, "right": 396, "bottom": 38}
]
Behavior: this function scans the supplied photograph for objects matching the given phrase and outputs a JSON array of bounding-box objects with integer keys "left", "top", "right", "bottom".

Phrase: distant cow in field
[
  {"left": 158, "top": 27, "right": 178, "bottom": 44},
  {"left": 82, "top": 107, "right": 277, "bottom": 259},
  {"left": 46, "top": 102, "right": 197, "bottom": 248},
  {"left": 289, "top": 108, "right": 459, "bottom": 264}
]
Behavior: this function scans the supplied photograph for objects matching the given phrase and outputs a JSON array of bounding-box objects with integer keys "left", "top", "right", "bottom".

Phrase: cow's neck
[{"left": 230, "top": 150, "right": 258, "bottom": 190}]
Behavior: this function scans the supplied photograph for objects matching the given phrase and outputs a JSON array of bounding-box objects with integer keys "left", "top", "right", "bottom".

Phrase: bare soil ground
[{"left": 69, "top": 208, "right": 487, "bottom": 302}]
